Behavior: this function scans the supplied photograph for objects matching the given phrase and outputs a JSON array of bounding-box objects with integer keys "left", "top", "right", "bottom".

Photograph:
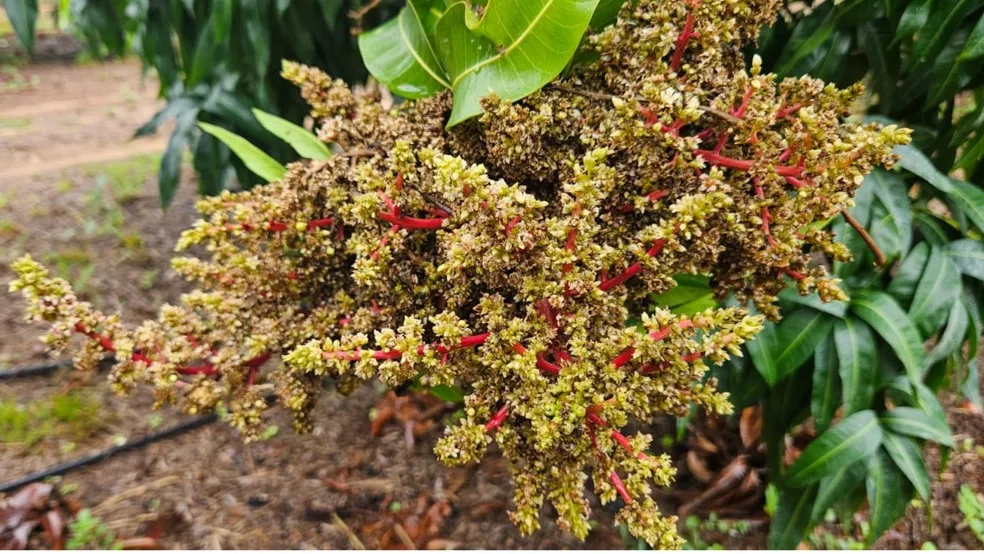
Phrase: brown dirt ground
[{"left": 1, "top": 57, "right": 983, "bottom": 551}]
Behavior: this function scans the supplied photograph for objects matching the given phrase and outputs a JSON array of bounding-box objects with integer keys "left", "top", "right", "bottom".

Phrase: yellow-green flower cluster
[{"left": 10, "top": 0, "right": 909, "bottom": 547}]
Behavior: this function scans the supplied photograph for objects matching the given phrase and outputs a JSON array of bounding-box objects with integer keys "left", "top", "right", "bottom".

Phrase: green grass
[
  {"left": 0, "top": 392, "right": 103, "bottom": 447},
  {"left": 0, "top": 116, "right": 31, "bottom": 130},
  {"left": 83, "top": 153, "right": 159, "bottom": 204}
]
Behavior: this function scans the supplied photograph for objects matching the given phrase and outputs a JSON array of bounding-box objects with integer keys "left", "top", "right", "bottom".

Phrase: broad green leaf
[
  {"left": 778, "top": 289, "right": 847, "bottom": 318},
  {"left": 953, "top": 130, "right": 984, "bottom": 173},
  {"left": 835, "top": 177, "right": 876, "bottom": 277},
  {"left": 868, "top": 169, "right": 912, "bottom": 257},
  {"left": 858, "top": 21, "right": 897, "bottom": 112},
  {"left": 960, "top": 14, "right": 984, "bottom": 60},
  {"left": 835, "top": 317, "right": 878, "bottom": 415},
  {"left": 187, "top": 16, "right": 217, "bottom": 87},
  {"left": 887, "top": 242, "right": 930, "bottom": 308},
  {"left": 589, "top": 0, "right": 623, "bottom": 28},
  {"left": 866, "top": 449, "right": 914, "bottom": 546},
  {"left": 773, "top": 309, "right": 836, "bottom": 383},
  {"left": 241, "top": 0, "right": 271, "bottom": 81},
  {"left": 773, "top": 4, "right": 835, "bottom": 77},
  {"left": 213, "top": 0, "right": 233, "bottom": 43},
  {"left": 925, "top": 27, "right": 978, "bottom": 109},
  {"left": 882, "top": 431, "right": 931, "bottom": 501},
  {"left": 913, "top": 211, "right": 953, "bottom": 246},
  {"left": 946, "top": 178, "right": 984, "bottom": 234},
  {"left": 812, "top": 336, "right": 841, "bottom": 433},
  {"left": 671, "top": 294, "right": 716, "bottom": 316},
  {"left": 252, "top": 108, "right": 332, "bottom": 160},
  {"left": 880, "top": 406, "right": 954, "bottom": 447},
  {"left": 359, "top": 2, "right": 450, "bottom": 99},
  {"left": 198, "top": 122, "right": 287, "bottom": 183},
  {"left": 784, "top": 410, "right": 883, "bottom": 487},
  {"left": 435, "top": 0, "right": 601, "bottom": 126},
  {"left": 894, "top": 144, "right": 953, "bottom": 194},
  {"left": 911, "top": 0, "right": 984, "bottom": 64},
  {"left": 763, "top": 368, "right": 812, "bottom": 476},
  {"left": 961, "top": 356, "right": 981, "bottom": 410},
  {"left": 159, "top": 109, "right": 199, "bottom": 208},
  {"left": 893, "top": 0, "right": 932, "bottom": 43},
  {"left": 811, "top": 461, "right": 867, "bottom": 521},
  {"left": 650, "top": 275, "right": 711, "bottom": 309},
  {"left": 914, "top": 382, "right": 950, "bottom": 436},
  {"left": 869, "top": 201, "right": 904, "bottom": 262},
  {"left": 768, "top": 484, "right": 818, "bottom": 549},
  {"left": 429, "top": 384, "right": 465, "bottom": 403},
  {"left": 317, "top": 0, "right": 344, "bottom": 31},
  {"left": 4, "top": 0, "right": 37, "bottom": 53},
  {"left": 851, "top": 291, "right": 926, "bottom": 382},
  {"left": 908, "top": 246, "right": 961, "bottom": 338},
  {"left": 925, "top": 298, "right": 970, "bottom": 369},
  {"left": 747, "top": 318, "right": 780, "bottom": 386}
]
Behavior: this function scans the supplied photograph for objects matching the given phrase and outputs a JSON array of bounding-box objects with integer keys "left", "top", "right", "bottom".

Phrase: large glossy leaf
[
  {"left": 198, "top": 122, "right": 287, "bottom": 183},
  {"left": 868, "top": 169, "right": 912, "bottom": 257},
  {"left": 887, "top": 242, "right": 930, "bottom": 308},
  {"left": 435, "top": 0, "right": 600, "bottom": 126},
  {"left": 850, "top": 291, "right": 926, "bottom": 382},
  {"left": 359, "top": 1, "right": 450, "bottom": 99},
  {"left": 784, "top": 410, "right": 883, "bottom": 487},
  {"left": 212, "top": 0, "right": 233, "bottom": 42},
  {"left": 882, "top": 431, "right": 931, "bottom": 501},
  {"left": 880, "top": 406, "right": 954, "bottom": 447},
  {"left": 947, "top": 178, "right": 984, "bottom": 234},
  {"left": 894, "top": 144, "right": 953, "bottom": 194},
  {"left": 778, "top": 289, "right": 847, "bottom": 318},
  {"left": 835, "top": 177, "right": 876, "bottom": 277},
  {"left": 893, "top": 0, "right": 932, "bottom": 43},
  {"left": 774, "top": 309, "right": 836, "bottom": 382},
  {"left": 768, "top": 484, "right": 818, "bottom": 549},
  {"left": 834, "top": 317, "right": 878, "bottom": 415},
  {"left": 252, "top": 108, "right": 332, "bottom": 160},
  {"left": 925, "top": 298, "right": 970, "bottom": 369},
  {"left": 954, "top": 130, "right": 984, "bottom": 174},
  {"left": 4, "top": 0, "right": 37, "bottom": 53},
  {"left": 589, "top": 0, "right": 623, "bottom": 28},
  {"left": 812, "top": 336, "right": 841, "bottom": 433},
  {"left": 913, "top": 212, "right": 953, "bottom": 246},
  {"left": 925, "top": 27, "right": 978, "bottom": 109},
  {"left": 773, "top": 4, "right": 835, "bottom": 77},
  {"left": 960, "top": 15, "right": 984, "bottom": 60},
  {"left": 911, "top": 0, "right": 984, "bottom": 64},
  {"left": 866, "top": 449, "right": 914, "bottom": 546},
  {"left": 747, "top": 318, "right": 780, "bottom": 386},
  {"left": 811, "top": 461, "right": 867, "bottom": 521},
  {"left": 908, "top": 246, "right": 961, "bottom": 338}
]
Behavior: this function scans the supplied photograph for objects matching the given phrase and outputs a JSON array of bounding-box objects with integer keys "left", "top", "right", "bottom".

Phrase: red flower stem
[
  {"left": 503, "top": 215, "right": 522, "bottom": 236},
  {"left": 776, "top": 103, "right": 803, "bottom": 120},
  {"left": 536, "top": 357, "right": 562, "bottom": 375},
  {"left": 778, "top": 148, "right": 792, "bottom": 162},
  {"left": 613, "top": 347, "right": 635, "bottom": 369},
  {"left": 394, "top": 172, "right": 404, "bottom": 191},
  {"left": 669, "top": 12, "right": 698, "bottom": 71},
  {"left": 731, "top": 86, "right": 754, "bottom": 119},
  {"left": 485, "top": 406, "right": 509, "bottom": 432},
  {"left": 598, "top": 240, "right": 666, "bottom": 292},
  {"left": 378, "top": 211, "right": 445, "bottom": 230},
  {"left": 322, "top": 332, "right": 491, "bottom": 363},
  {"left": 696, "top": 150, "right": 803, "bottom": 177},
  {"left": 306, "top": 217, "right": 334, "bottom": 230},
  {"left": 610, "top": 471, "right": 634, "bottom": 504},
  {"left": 646, "top": 190, "right": 669, "bottom": 201},
  {"left": 778, "top": 267, "right": 805, "bottom": 280},
  {"left": 785, "top": 176, "right": 809, "bottom": 189}
]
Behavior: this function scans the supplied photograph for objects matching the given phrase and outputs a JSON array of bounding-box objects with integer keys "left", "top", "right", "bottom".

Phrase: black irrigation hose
[
  {"left": 0, "top": 413, "right": 218, "bottom": 494},
  {"left": 0, "top": 359, "right": 74, "bottom": 380}
]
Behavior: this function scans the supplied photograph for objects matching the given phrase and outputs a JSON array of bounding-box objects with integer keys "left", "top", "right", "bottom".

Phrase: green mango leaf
[
  {"left": 188, "top": 15, "right": 217, "bottom": 87},
  {"left": 857, "top": 21, "right": 897, "bottom": 113},
  {"left": 908, "top": 246, "right": 961, "bottom": 339},
  {"left": 773, "top": 4, "right": 835, "bottom": 77},
  {"left": 198, "top": 122, "right": 287, "bottom": 183},
  {"left": 835, "top": 177, "right": 876, "bottom": 278},
  {"left": 779, "top": 289, "right": 848, "bottom": 318},
  {"left": 953, "top": 130, "right": 984, "bottom": 174},
  {"left": 159, "top": 109, "right": 200, "bottom": 208},
  {"left": 784, "top": 410, "right": 883, "bottom": 487},
  {"left": 866, "top": 449, "right": 914, "bottom": 546},
  {"left": 960, "top": 14, "right": 984, "bottom": 60},
  {"left": 893, "top": 0, "right": 932, "bottom": 43},
  {"left": 911, "top": 0, "right": 983, "bottom": 64},
  {"left": 850, "top": 291, "right": 926, "bottom": 382},
  {"left": 894, "top": 144, "right": 953, "bottom": 194},
  {"left": 946, "top": 178, "right": 984, "bottom": 234},
  {"left": 429, "top": 384, "right": 465, "bottom": 403},
  {"left": 317, "top": 0, "right": 344, "bottom": 31},
  {"left": 775, "top": 309, "right": 837, "bottom": 383},
  {"left": 925, "top": 27, "right": 978, "bottom": 109},
  {"left": 589, "top": 0, "right": 623, "bottom": 28},
  {"left": 812, "top": 336, "right": 841, "bottom": 433},
  {"left": 868, "top": 169, "right": 912, "bottom": 257},
  {"left": 924, "top": 298, "right": 970, "bottom": 369},
  {"left": 747, "top": 318, "right": 780, "bottom": 386},
  {"left": 768, "top": 484, "right": 818, "bottom": 549},
  {"left": 358, "top": 1, "right": 450, "bottom": 99},
  {"left": 880, "top": 406, "right": 954, "bottom": 447},
  {"left": 213, "top": 0, "right": 233, "bottom": 43},
  {"left": 887, "top": 242, "right": 930, "bottom": 309},
  {"left": 3, "top": 0, "right": 38, "bottom": 53},
  {"left": 811, "top": 461, "right": 867, "bottom": 521},
  {"left": 435, "top": 0, "right": 601, "bottom": 126},
  {"left": 650, "top": 275, "right": 711, "bottom": 308},
  {"left": 252, "top": 108, "right": 332, "bottom": 160},
  {"left": 913, "top": 212, "right": 953, "bottom": 246},
  {"left": 834, "top": 317, "right": 878, "bottom": 416},
  {"left": 882, "top": 431, "right": 931, "bottom": 501}
]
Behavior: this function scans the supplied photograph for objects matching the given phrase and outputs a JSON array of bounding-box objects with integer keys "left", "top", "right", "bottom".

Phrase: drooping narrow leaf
[
  {"left": 811, "top": 461, "right": 867, "bottom": 521},
  {"left": 252, "top": 108, "right": 332, "bottom": 160},
  {"left": 911, "top": 0, "right": 983, "bottom": 64},
  {"left": 213, "top": 0, "right": 233, "bottom": 43},
  {"left": 3, "top": 0, "right": 38, "bottom": 53},
  {"left": 887, "top": 242, "right": 930, "bottom": 309},
  {"left": 159, "top": 109, "right": 200, "bottom": 208},
  {"left": 858, "top": 22, "right": 898, "bottom": 111},
  {"left": 850, "top": 291, "right": 926, "bottom": 382},
  {"left": 773, "top": 309, "right": 836, "bottom": 383},
  {"left": 946, "top": 178, "right": 984, "bottom": 234},
  {"left": 960, "top": 15, "right": 984, "bottom": 60},
  {"left": 868, "top": 169, "right": 912, "bottom": 257},
  {"left": 894, "top": 144, "right": 953, "bottom": 194},
  {"left": 880, "top": 406, "right": 954, "bottom": 447},
  {"left": 812, "top": 336, "right": 841, "bottom": 433},
  {"left": 924, "top": 298, "right": 969, "bottom": 369},
  {"left": 913, "top": 212, "right": 952, "bottom": 246},
  {"left": 882, "top": 431, "right": 931, "bottom": 501},
  {"left": 893, "top": 0, "right": 933, "bottom": 43},
  {"left": 747, "top": 318, "right": 780, "bottom": 386},
  {"left": 953, "top": 130, "right": 984, "bottom": 173},
  {"left": 435, "top": 0, "right": 601, "bottom": 126},
  {"left": 908, "top": 246, "right": 961, "bottom": 338},
  {"left": 198, "top": 122, "right": 287, "bottom": 183},
  {"left": 866, "top": 449, "right": 914, "bottom": 546},
  {"left": 834, "top": 317, "right": 878, "bottom": 415},
  {"left": 358, "top": 1, "right": 450, "bottom": 99},
  {"left": 589, "top": 0, "right": 624, "bottom": 28},
  {"left": 768, "top": 484, "right": 819, "bottom": 549},
  {"left": 784, "top": 410, "right": 883, "bottom": 487}
]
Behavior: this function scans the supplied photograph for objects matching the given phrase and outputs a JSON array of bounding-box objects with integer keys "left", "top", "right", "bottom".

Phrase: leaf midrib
[
  {"left": 399, "top": 9, "right": 451, "bottom": 89},
  {"left": 789, "top": 417, "right": 877, "bottom": 483},
  {"left": 451, "top": 0, "right": 558, "bottom": 89},
  {"left": 853, "top": 297, "right": 921, "bottom": 372}
]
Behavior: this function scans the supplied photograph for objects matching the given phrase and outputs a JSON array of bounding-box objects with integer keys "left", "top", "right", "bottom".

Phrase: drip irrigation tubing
[{"left": 0, "top": 359, "right": 74, "bottom": 380}]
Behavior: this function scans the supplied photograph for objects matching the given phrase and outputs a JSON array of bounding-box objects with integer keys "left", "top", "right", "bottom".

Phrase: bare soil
[{"left": 1, "top": 57, "right": 983, "bottom": 550}]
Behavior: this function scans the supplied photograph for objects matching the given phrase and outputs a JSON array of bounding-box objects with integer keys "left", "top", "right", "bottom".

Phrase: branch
[{"left": 840, "top": 209, "right": 887, "bottom": 266}]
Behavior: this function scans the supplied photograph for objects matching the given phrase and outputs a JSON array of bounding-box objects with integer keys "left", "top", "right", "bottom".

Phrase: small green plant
[
  {"left": 0, "top": 393, "right": 102, "bottom": 446},
  {"left": 66, "top": 509, "right": 121, "bottom": 550},
  {"left": 959, "top": 484, "right": 984, "bottom": 545},
  {"left": 678, "top": 513, "right": 752, "bottom": 550}
]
